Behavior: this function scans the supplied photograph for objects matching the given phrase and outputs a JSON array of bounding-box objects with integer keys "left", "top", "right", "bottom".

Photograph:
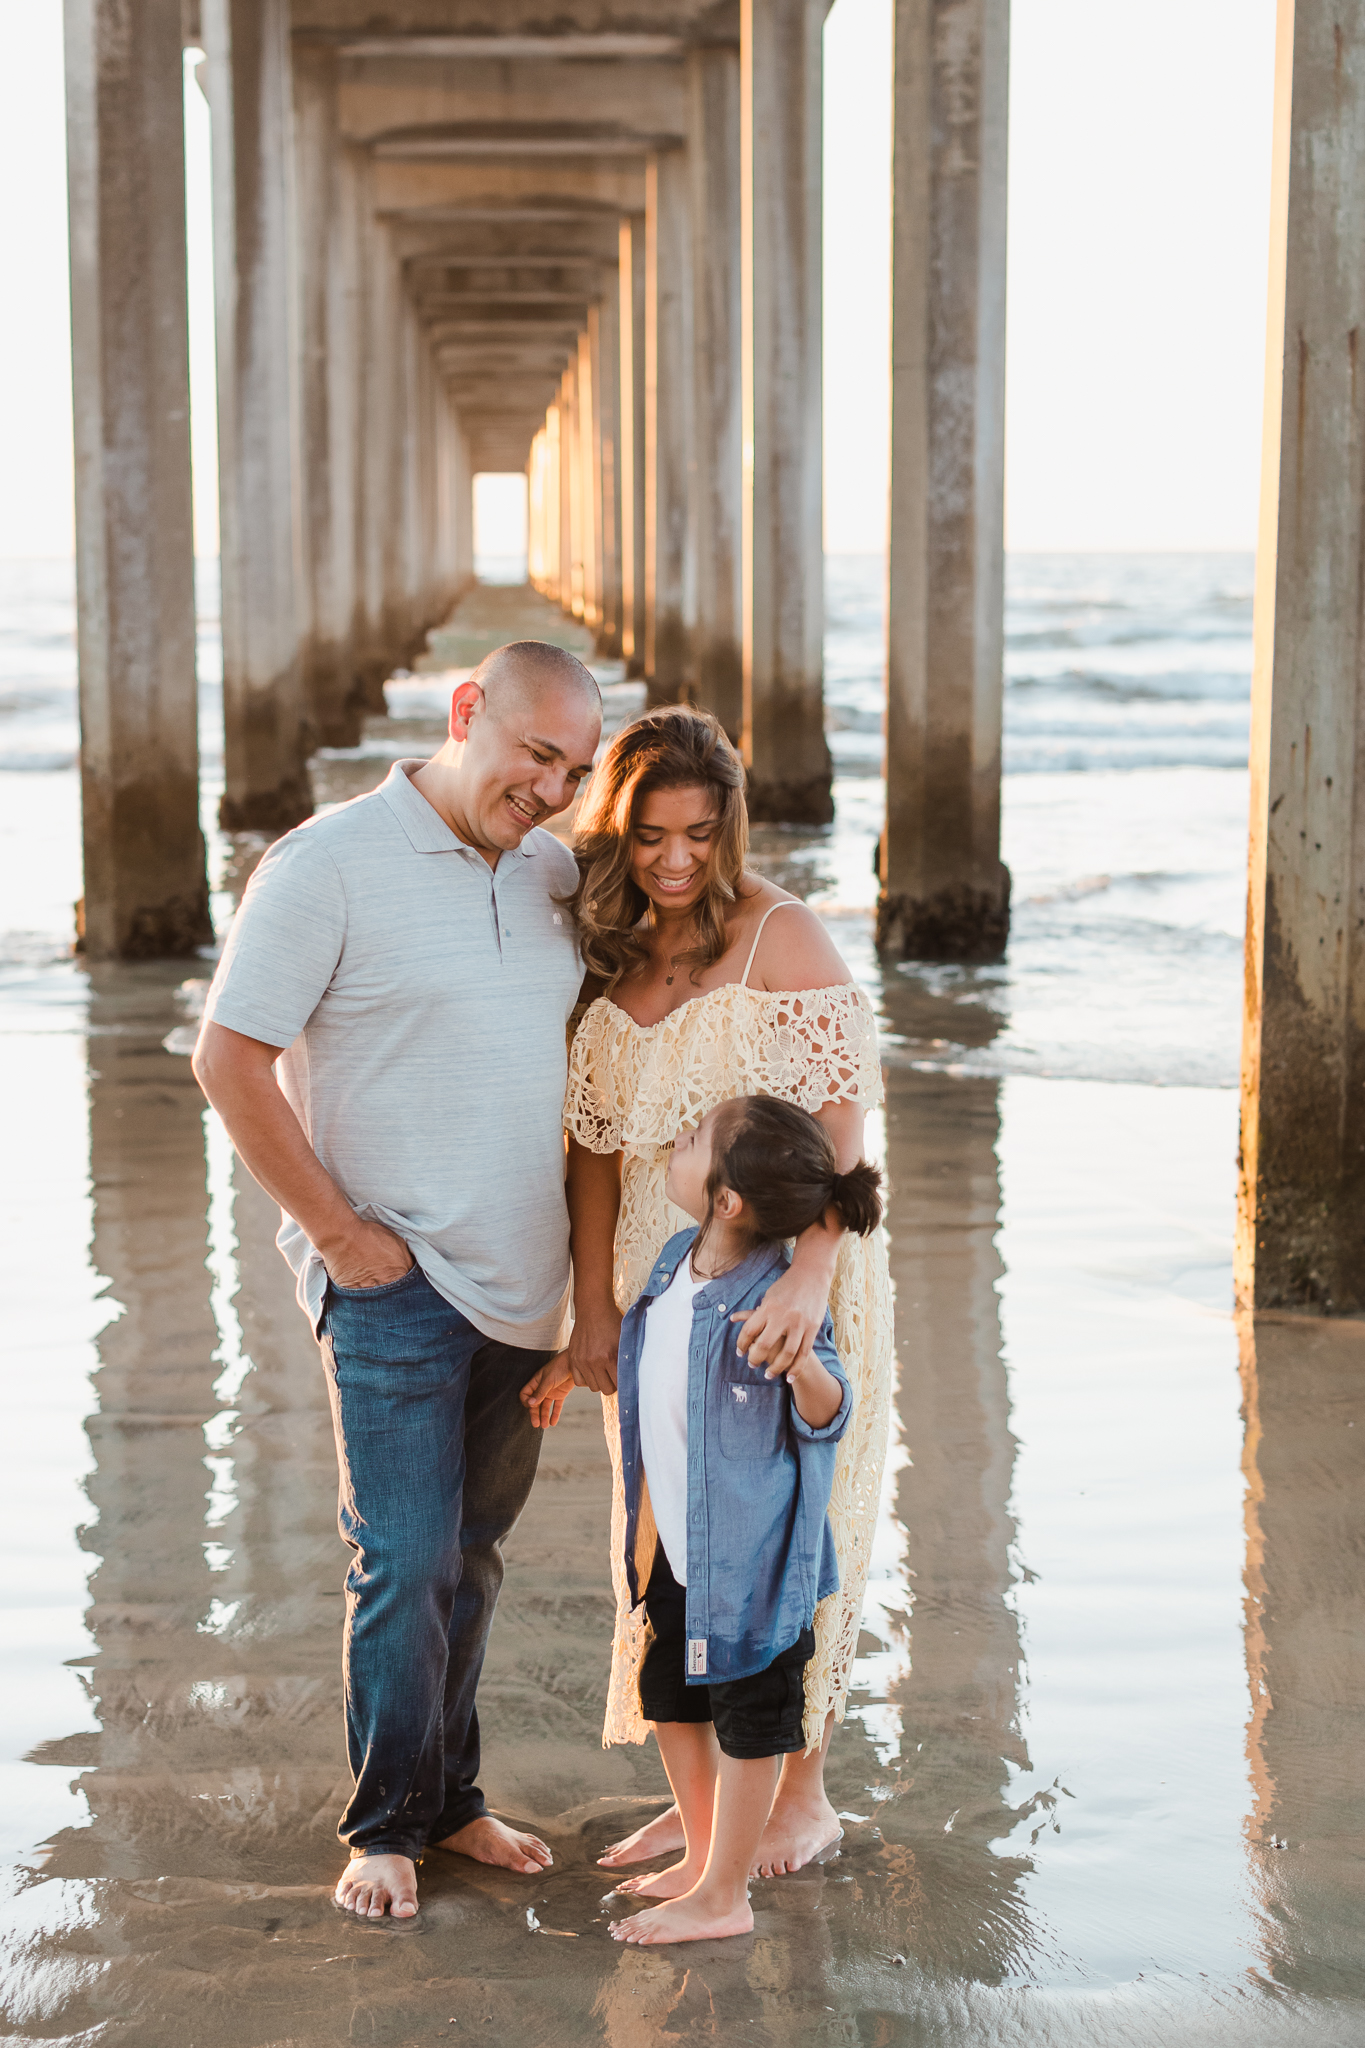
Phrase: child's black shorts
[{"left": 637, "top": 1549, "right": 814, "bottom": 1760}]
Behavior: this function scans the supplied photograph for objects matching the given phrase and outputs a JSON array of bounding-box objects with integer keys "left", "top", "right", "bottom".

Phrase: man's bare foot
[
  {"left": 334, "top": 1854, "right": 418, "bottom": 1919},
  {"left": 597, "top": 1806, "right": 685, "bottom": 1867},
  {"left": 609, "top": 1891, "right": 754, "bottom": 1945},
  {"left": 611, "top": 1857, "right": 700, "bottom": 1901},
  {"left": 431, "top": 1813, "right": 552, "bottom": 1876},
  {"left": 750, "top": 1795, "right": 842, "bottom": 1877}
]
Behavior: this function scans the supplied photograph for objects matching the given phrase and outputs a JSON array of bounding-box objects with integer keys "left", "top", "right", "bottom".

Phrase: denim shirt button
[{"left": 716, "top": 1303, "right": 727, "bottom": 1314}]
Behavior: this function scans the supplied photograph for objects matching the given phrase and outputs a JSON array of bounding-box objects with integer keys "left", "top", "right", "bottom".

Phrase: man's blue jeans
[{"left": 319, "top": 1266, "right": 550, "bottom": 1861}]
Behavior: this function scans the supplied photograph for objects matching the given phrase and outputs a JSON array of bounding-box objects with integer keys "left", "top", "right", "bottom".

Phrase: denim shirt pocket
[{"left": 718, "top": 1376, "right": 787, "bottom": 1460}]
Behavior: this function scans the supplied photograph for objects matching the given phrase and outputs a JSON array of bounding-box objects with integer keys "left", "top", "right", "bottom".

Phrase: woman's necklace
[{"left": 661, "top": 922, "right": 696, "bottom": 987}]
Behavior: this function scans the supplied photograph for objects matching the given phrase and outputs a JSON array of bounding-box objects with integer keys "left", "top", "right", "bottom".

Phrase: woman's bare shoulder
[{"left": 741, "top": 884, "right": 853, "bottom": 991}]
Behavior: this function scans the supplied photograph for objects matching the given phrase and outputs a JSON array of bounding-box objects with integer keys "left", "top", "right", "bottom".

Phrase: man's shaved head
[
  {"left": 430, "top": 636, "right": 603, "bottom": 858},
  {"left": 468, "top": 639, "right": 601, "bottom": 715}
]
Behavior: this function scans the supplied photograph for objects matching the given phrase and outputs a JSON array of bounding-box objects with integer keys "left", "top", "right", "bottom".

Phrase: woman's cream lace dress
[{"left": 564, "top": 971, "right": 895, "bottom": 1751}]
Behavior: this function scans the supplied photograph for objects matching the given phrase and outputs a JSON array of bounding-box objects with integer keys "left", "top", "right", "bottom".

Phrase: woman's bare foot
[
  {"left": 597, "top": 1806, "right": 685, "bottom": 1867},
  {"left": 609, "top": 1891, "right": 754, "bottom": 1945},
  {"left": 749, "top": 1795, "right": 842, "bottom": 1877},
  {"left": 611, "top": 1857, "right": 700, "bottom": 1901},
  {"left": 334, "top": 1854, "right": 418, "bottom": 1919},
  {"left": 431, "top": 1813, "right": 553, "bottom": 1876}
]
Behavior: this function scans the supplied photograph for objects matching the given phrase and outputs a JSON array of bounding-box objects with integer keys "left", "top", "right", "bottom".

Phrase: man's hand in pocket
[{"left": 323, "top": 1220, "right": 415, "bottom": 1290}]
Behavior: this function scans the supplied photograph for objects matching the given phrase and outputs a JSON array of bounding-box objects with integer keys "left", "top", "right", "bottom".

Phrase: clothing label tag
[
  {"left": 687, "top": 1638, "right": 708, "bottom": 1676},
  {"left": 730, "top": 1385, "right": 749, "bottom": 1405}
]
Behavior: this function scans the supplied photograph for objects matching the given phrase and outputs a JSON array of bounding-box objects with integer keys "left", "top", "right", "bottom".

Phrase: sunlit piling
[
  {"left": 877, "top": 0, "right": 1011, "bottom": 963},
  {"left": 63, "top": 0, "right": 212, "bottom": 959},
  {"left": 203, "top": 0, "right": 313, "bottom": 831},
  {"left": 1238, "top": 0, "right": 1365, "bottom": 1311}
]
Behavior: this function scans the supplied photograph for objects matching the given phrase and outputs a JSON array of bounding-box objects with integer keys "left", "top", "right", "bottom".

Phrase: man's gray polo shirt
[{"left": 203, "top": 760, "right": 582, "bottom": 1347}]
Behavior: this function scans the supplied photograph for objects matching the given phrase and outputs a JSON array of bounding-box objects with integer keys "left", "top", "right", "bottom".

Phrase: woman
[{"left": 539, "top": 706, "right": 894, "bottom": 1877}]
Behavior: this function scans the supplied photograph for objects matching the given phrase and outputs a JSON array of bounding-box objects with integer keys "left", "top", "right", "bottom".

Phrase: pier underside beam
[
  {"left": 878, "top": 0, "right": 1010, "bottom": 962},
  {"left": 1238, "top": 0, "right": 1365, "bottom": 1313},
  {"left": 63, "top": 0, "right": 212, "bottom": 960},
  {"left": 740, "top": 0, "right": 833, "bottom": 825}
]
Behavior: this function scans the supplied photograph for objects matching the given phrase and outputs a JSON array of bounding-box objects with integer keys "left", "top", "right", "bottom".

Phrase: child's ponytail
[
  {"left": 698, "top": 1094, "right": 884, "bottom": 1250},
  {"left": 827, "top": 1160, "right": 883, "bottom": 1238}
]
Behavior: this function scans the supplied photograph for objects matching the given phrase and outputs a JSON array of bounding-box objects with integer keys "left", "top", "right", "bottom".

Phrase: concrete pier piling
[
  {"left": 687, "top": 45, "right": 744, "bottom": 740},
  {"left": 589, "top": 298, "right": 623, "bottom": 658},
  {"left": 293, "top": 41, "right": 369, "bottom": 746},
  {"left": 644, "top": 147, "right": 693, "bottom": 703},
  {"left": 877, "top": 0, "right": 1011, "bottom": 961},
  {"left": 63, "top": 0, "right": 212, "bottom": 960},
  {"left": 203, "top": 0, "right": 314, "bottom": 832},
  {"left": 1238, "top": 0, "right": 1365, "bottom": 1313},
  {"left": 740, "top": 0, "right": 833, "bottom": 824},
  {"left": 618, "top": 211, "right": 648, "bottom": 678}
]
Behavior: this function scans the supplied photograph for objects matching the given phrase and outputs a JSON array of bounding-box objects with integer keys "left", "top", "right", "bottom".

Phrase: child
[{"left": 606, "top": 1093, "right": 883, "bottom": 1948}]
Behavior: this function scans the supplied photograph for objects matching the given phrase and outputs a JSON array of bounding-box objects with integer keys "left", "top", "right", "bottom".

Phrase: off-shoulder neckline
[{"left": 595, "top": 980, "right": 866, "bottom": 1036}]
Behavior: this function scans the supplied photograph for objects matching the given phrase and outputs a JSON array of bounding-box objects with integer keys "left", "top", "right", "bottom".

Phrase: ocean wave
[
  {"left": 1007, "top": 669, "right": 1251, "bottom": 704},
  {"left": 1003, "top": 745, "right": 1248, "bottom": 774},
  {"left": 1006, "top": 622, "right": 1251, "bottom": 652},
  {"left": 0, "top": 688, "right": 75, "bottom": 715}
]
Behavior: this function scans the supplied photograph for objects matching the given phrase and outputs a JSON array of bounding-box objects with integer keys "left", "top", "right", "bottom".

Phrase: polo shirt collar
[{"left": 378, "top": 759, "right": 535, "bottom": 858}]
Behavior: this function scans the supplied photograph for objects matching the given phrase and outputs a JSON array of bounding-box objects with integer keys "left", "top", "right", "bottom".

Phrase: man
[{"left": 193, "top": 641, "right": 603, "bottom": 1920}]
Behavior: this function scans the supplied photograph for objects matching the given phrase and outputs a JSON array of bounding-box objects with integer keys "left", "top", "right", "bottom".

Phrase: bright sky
[{"left": 0, "top": 0, "right": 1276, "bottom": 561}]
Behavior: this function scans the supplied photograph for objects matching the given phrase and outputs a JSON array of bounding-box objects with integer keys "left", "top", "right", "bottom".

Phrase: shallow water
[{"left": 2, "top": 558, "right": 1364, "bottom": 2044}]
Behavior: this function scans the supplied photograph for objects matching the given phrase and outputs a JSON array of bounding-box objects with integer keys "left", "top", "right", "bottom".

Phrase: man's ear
[{"left": 448, "top": 680, "right": 483, "bottom": 742}]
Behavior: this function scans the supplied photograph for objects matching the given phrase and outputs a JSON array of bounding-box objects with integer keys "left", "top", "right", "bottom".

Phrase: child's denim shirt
[{"left": 616, "top": 1226, "right": 853, "bottom": 1685}]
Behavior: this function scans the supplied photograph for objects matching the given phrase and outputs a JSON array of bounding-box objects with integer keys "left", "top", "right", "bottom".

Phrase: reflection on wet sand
[
  {"left": 9, "top": 935, "right": 1365, "bottom": 2039},
  {"left": 75, "top": 969, "right": 345, "bottom": 1890},
  {"left": 5, "top": 967, "right": 1045, "bottom": 2044},
  {"left": 877, "top": 1070, "right": 1034, "bottom": 1980},
  {"left": 596, "top": 1062, "right": 1034, "bottom": 2040},
  {"left": 1240, "top": 1313, "right": 1365, "bottom": 1998}
]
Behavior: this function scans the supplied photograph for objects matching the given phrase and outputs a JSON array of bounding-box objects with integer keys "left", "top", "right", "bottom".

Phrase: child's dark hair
[{"left": 698, "top": 1095, "right": 883, "bottom": 1250}]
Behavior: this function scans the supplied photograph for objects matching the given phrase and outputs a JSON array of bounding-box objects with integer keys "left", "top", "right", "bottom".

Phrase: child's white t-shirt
[{"left": 637, "top": 1252, "right": 709, "bottom": 1586}]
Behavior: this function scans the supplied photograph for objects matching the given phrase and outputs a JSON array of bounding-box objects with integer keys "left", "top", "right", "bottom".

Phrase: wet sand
[{"left": 3, "top": 584, "right": 1365, "bottom": 2044}]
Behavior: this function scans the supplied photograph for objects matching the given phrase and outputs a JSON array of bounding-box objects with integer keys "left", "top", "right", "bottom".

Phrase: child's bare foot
[
  {"left": 431, "top": 1814, "right": 552, "bottom": 1876},
  {"left": 609, "top": 1891, "right": 754, "bottom": 1945},
  {"left": 597, "top": 1806, "right": 685, "bottom": 1867},
  {"left": 749, "top": 1793, "right": 842, "bottom": 1877},
  {"left": 334, "top": 1854, "right": 418, "bottom": 1919},
  {"left": 612, "top": 1857, "right": 700, "bottom": 1901}
]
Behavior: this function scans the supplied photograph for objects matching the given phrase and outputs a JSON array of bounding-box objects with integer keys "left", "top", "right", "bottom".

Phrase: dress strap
[{"left": 739, "top": 899, "right": 800, "bottom": 988}]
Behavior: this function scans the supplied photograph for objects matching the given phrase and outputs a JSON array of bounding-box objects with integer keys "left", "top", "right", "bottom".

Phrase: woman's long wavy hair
[{"left": 566, "top": 705, "right": 749, "bottom": 989}]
